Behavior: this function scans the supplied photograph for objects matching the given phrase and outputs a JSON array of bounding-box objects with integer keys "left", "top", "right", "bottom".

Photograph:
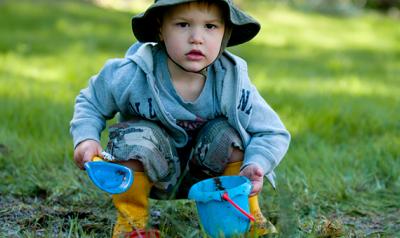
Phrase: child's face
[{"left": 160, "top": 2, "right": 225, "bottom": 73}]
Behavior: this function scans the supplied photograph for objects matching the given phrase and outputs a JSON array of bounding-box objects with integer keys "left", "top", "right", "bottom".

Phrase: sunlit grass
[
  {"left": 258, "top": 12, "right": 398, "bottom": 50},
  {"left": 254, "top": 74, "right": 397, "bottom": 98}
]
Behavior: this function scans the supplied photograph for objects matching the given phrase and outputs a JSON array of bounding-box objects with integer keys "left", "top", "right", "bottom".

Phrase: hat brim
[{"left": 131, "top": 0, "right": 260, "bottom": 47}]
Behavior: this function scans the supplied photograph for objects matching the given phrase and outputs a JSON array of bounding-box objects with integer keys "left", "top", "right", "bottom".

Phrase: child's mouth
[{"left": 186, "top": 50, "right": 204, "bottom": 60}]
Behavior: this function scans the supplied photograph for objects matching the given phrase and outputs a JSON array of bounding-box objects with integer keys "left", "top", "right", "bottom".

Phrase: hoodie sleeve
[
  {"left": 69, "top": 59, "right": 120, "bottom": 148},
  {"left": 242, "top": 85, "right": 291, "bottom": 176},
  {"left": 217, "top": 51, "right": 290, "bottom": 178}
]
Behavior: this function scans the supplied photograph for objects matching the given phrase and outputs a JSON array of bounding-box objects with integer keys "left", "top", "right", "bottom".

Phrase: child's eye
[
  {"left": 205, "top": 24, "right": 217, "bottom": 29},
  {"left": 176, "top": 22, "right": 189, "bottom": 28}
]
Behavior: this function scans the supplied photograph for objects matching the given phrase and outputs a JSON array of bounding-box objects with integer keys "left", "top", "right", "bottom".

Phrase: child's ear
[
  {"left": 158, "top": 31, "right": 163, "bottom": 42},
  {"left": 156, "top": 18, "right": 163, "bottom": 42}
]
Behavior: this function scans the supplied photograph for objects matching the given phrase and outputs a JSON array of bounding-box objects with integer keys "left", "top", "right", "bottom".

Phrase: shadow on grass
[
  {"left": 0, "top": 91, "right": 114, "bottom": 236},
  {"left": 0, "top": 194, "right": 113, "bottom": 237}
]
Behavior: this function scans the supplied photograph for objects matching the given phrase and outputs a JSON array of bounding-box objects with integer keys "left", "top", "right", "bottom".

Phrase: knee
[
  {"left": 190, "top": 118, "right": 244, "bottom": 175},
  {"left": 106, "top": 120, "right": 172, "bottom": 173}
]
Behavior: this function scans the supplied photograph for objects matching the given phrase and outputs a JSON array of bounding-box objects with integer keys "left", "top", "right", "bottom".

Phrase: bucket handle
[{"left": 222, "top": 192, "right": 255, "bottom": 222}]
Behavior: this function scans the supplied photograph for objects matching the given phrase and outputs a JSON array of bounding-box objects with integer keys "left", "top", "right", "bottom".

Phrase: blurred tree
[
  {"left": 365, "top": 0, "right": 400, "bottom": 10},
  {"left": 275, "top": 0, "right": 399, "bottom": 14}
]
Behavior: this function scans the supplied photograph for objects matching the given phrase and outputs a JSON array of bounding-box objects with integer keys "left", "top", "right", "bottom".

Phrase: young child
[{"left": 70, "top": 0, "right": 290, "bottom": 237}]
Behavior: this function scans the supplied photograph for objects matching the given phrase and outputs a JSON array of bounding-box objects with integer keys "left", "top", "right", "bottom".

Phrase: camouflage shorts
[{"left": 105, "top": 118, "right": 243, "bottom": 199}]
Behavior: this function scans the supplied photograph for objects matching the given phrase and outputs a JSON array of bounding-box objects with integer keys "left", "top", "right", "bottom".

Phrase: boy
[{"left": 70, "top": 0, "right": 290, "bottom": 237}]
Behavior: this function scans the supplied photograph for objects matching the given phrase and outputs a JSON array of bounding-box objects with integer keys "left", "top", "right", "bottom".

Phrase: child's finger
[{"left": 254, "top": 167, "right": 264, "bottom": 177}]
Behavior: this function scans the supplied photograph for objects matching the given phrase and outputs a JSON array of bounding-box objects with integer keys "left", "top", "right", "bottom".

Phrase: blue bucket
[{"left": 188, "top": 176, "right": 253, "bottom": 238}]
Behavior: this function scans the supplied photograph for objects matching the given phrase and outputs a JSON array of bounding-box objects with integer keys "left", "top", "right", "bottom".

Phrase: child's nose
[{"left": 189, "top": 28, "right": 203, "bottom": 44}]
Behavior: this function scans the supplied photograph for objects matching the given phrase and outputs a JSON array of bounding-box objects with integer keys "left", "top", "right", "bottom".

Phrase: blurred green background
[{"left": 0, "top": 0, "right": 399, "bottom": 237}]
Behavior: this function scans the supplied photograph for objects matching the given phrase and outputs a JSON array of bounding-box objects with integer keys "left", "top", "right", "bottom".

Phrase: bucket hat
[{"left": 131, "top": 0, "right": 260, "bottom": 47}]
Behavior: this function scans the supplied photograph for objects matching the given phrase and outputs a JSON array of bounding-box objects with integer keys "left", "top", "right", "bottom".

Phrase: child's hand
[
  {"left": 73, "top": 140, "right": 103, "bottom": 170},
  {"left": 239, "top": 164, "right": 264, "bottom": 196}
]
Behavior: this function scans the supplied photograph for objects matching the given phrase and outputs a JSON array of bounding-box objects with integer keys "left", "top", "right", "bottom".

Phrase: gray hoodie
[{"left": 70, "top": 43, "right": 290, "bottom": 187}]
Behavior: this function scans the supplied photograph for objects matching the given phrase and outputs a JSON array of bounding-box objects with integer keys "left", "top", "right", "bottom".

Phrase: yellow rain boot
[
  {"left": 222, "top": 161, "right": 242, "bottom": 176},
  {"left": 222, "top": 161, "right": 277, "bottom": 237},
  {"left": 112, "top": 172, "right": 155, "bottom": 238},
  {"left": 248, "top": 195, "right": 277, "bottom": 237}
]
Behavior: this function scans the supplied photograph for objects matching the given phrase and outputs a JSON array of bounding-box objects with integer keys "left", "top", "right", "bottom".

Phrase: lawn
[{"left": 0, "top": 0, "right": 399, "bottom": 237}]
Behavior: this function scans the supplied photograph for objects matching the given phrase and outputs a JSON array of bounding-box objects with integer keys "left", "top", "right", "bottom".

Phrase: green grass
[{"left": 0, "top": 0, "right": 399, "bottom": 237}]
